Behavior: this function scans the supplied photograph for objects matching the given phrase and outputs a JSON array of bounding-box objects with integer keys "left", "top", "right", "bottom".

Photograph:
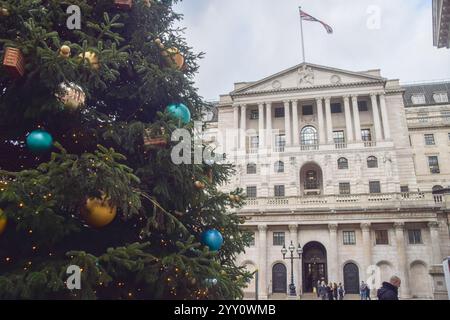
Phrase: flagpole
[{"left": 299, "top": 6, "right": 306, "bottom": 63}]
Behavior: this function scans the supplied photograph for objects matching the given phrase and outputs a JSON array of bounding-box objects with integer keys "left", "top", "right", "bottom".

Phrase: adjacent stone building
[
  {"left": 433, "top": 0, "right": 450, "bottom": 48},
  {"left": 206, "top": 63, "right": 450, "bottom": 299}
]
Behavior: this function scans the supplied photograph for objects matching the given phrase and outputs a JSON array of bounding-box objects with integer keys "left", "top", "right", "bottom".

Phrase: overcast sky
[{"left": 174, "top": 0, "right": 450, "bottom": 101}]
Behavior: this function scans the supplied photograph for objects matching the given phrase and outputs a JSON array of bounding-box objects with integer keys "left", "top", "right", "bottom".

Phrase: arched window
[
  {"left": 367, "top": 156, "right": 378, "bottom": 168},
  {"left": 274, "top": 161, "right": 284, "bottom": 173},
  {"left": 247, "top": 163, "right": 257, "bottom": 174},
  {"left": 338, "top": 157, "right": 349, "bottom": 170},
  {"left": 301, "top": 126, "right": 318, "bottom": 145},
  {"left": 432, "top": 185, "right": 444, "bottom": 193}
]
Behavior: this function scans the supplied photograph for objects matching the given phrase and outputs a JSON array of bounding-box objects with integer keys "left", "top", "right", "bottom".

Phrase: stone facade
[{"left": 206, "top": 63, "right": 450, "bottom": 299}]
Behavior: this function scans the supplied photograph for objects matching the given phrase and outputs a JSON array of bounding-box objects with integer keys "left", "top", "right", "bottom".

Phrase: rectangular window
[
  {"left": 339, "top": 183, "right": 351, "bottom": 195},
  {"left": 358, "top": 101, "right": 369, "bottom": 112},
  {"left": 274, "top": 107, "right": 285, "bottom": 118},
  {"left": 418, "top": 112, "right": 429, "bottom": 123},
  {"left": 412, "top": 94, "right": 426, "bottom": 105},
  {"left": 375, "top": 230, "right": 389, "bottom": 245},
  {"left": 428, "top": 156, "right": 440, "bottom": 174},
  {"left": 408, "top": 229, "right": 422, "bottom": 244},
  {"left": 273, "top": 232, "right": 285, "bottom": 246},
  {"left": 246, "top": 186, "right": 257, "bottom": 198},
  {"left": 424, "top": 134, "right": 435, "bottom": 145},
  {"left": 361, "top": 129, "right": 372, "bottom": 142},
  {"left": 331, "top": 103, "right": 342, "bottom": 113},
  {"left": 303, "top": 105, "right": 313, "bottom": 115},
  {"left": 250, "top": 110, "right": 259, "bottom": 120},
  {"left": 369, "top": 181, "right": 381, "bottom": 194},
  {"left": 274, "top": 185, "right": 285, "bottom": 197},
  {"left": 250, "top": 136, "right": 259, "bottom": 149},
  {"left": 343, "top": 231, "right": 356, "bottom": 245},
  {"left": 333, "top": 130, "right": 345, "bottom": 144},
  {"left": 434, "top": 93, "right": 449, "bottom": 103},
  {"left": 400, "top": 185, "right": 410, "bottom": 193},
  {"left": 275, "top": 134, "right": 286, "bottom": 152}
]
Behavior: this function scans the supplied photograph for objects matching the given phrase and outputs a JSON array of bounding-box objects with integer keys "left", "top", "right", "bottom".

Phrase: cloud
[{"left": 174, "top": 0, "right": 450, "bottom": 101}]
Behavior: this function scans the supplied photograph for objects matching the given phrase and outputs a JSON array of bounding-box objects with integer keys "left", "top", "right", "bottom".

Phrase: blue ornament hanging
[
  {"left": 201, "top": 229, "right": 223, "bottom": 252},
  {"left": 166, "top": 103, "right": 191, "bottom": 124},
  {"left": 26, "top": 130, "right": 53, "bottom": 153}
]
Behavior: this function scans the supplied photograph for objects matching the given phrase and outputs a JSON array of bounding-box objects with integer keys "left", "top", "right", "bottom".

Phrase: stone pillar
[
  {"left": 370, "top": 93, "right": 383, "bottom": 142},
  {"left": 266, "top": 102, "right": 272, "bottom": 148},
  {"left": 233, "top": 105, "right": 240, "bottom": 149},
  {"left": 394, "top": 222, "right": 411, "bottom": 298},
  {"left": 258, "top": 224, "right": 268, "bottom": 299},
  {"left": 240, "top": 104, "right": 247, "bottom": 149},
  {"left": 351, "top": 95, "right": 362, "bottom": 141},
  {"left": 284, "top": 100, "right": 292, "bottom": 146},
  {"left": 361, "top": 223, "right": 372, "bottom": 283},
  {"left": 258, "top": 103, "right": 265, "bottom": 148},
  {"left": 324, "top": 97, "right": 333, "bottom": 144},
  {"left": 289, "top": 224, "right": 300, "bottom": 295},
  {"left": 316, "top": 98, "right": 326, "bottom": 145},
  {"left": 292, "top": 100, "right": 300, "bottom": 146},
  {"left": 328, "top": 223, "right": 339, "bottom": 283},
  {"left": 379, "top": 94, "right": 391, "bottom": 140},
  {"left": 428, "top": 221, "right": 443, "bottom": 265},
  {"left": 343, "top": 95, "right": 354, "bottom": 142}
]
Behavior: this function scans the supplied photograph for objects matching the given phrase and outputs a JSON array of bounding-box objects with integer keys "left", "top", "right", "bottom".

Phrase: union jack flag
[{"left": 300, "top": 9, "right": 334, "bottom": 34}]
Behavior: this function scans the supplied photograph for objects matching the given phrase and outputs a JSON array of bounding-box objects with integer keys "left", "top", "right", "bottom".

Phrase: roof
[{"left": 402, "top": 80, "right": 450, "bottom": 107}]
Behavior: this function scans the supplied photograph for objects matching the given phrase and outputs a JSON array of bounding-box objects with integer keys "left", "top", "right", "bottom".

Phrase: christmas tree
[{"left": 0, "top": 0, "right": 251, "bottom": 299}]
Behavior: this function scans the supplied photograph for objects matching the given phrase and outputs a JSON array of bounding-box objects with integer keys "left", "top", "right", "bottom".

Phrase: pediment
[{"left": 231, "top": 63, "right": 386, "bottom": 95}]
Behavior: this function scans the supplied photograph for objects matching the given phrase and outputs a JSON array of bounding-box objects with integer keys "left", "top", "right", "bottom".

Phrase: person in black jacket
[{"left": 377, "top": 276, "right": 401, "bottom": 300}]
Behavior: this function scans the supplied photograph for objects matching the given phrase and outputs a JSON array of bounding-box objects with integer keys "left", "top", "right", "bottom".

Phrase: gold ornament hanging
[
  {"left": 81, "top": 195, "right": 117, "bottom": 228},
  {"left": 194, "top": 181, "right": 205, "bottom": 190},
  {"left": 55, "top": 82, "right": 86, "bottom": 111},
  {"left": 154, "top": 39, "right": 185, "bottom": 70},
  {"left": 0, "top": 8, "right": 10, "bottom": 16},
  {"left": 59, "top": 45, "right": 71, "bottom": 58},
  {"left": 0, "top": 209, "right": 7, "bottom": 235},
  {"left": 78, "top": 51, "right": 100, "bottom": 70}
]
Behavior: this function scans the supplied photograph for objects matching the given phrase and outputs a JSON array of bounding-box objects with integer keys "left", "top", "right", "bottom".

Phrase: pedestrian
[
  {"left": 338, "top": 283, "right": 345, "bottom": 300},
  {"left": 320, "top": 281, "right": 327, "bottom": 300},
  {"left": 327, "top": 282, "right": 334, "bottom": 300},
  {"left": 365, "top": 284, "right": 371, "bottom": 300},
  {"left": 360, "top": 281, "right": 367, "bottom": 300},
  {"left": 332, "top": 283, "right": 338, "bottom": 300},
  {"left": 377, "top": 276, "right": 401, "bottom": 300},
  {"left": 316, "top": 280, "right": 321, "bottom": 298}
]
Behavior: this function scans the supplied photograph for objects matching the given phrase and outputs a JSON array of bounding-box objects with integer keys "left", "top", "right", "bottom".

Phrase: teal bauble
[
  {"left": 201, "top": 229, "right": 224, "bottom": 252},
  {"left": 26, "top": 130, "right": 53, "bottom": 153},
  {"left": 166, "top": 103, "right": 191, "bottom": 124}
]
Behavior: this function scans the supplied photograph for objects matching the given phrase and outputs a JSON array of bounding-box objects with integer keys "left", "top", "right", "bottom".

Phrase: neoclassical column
[
  {"left": 378, "top": 93, "right": 391, "bottom": 140},
  {"left": 324, "top": 97, "right": 333, "bottom": 144},
  {"left": 394, "top": 222, "right": 411, "bottom": 298},
  {"left": 370, "top": 93, "right": 383, "bottom": 142},
  {"left": 343, "top": 95, "right": 354, "bottom": 142},
  {"left": 328, "top": 223, "right": 339, "bottom": 283},
  {"left": 292, "top": 100, "right": 300, "bottom": 146},
  {"left": 351, "top": 95, "right": 362, "bottom": 141},
  {"left": 316, "top": 98, "right": 326, "bottom": 145},
  {"left": 258, "top": 103, "right": 265, "bottom": 148},
  {"left": 233, "top": 105, "right": 240, "bottom": 149},
  {"left": 361, "top": 223, "right": 372, "bottom": 281},
  {"left": 428, "top": 221, "right": 443, "bottom": 265},
  {"left": 289, "top": 224, "right": 300, "bottom": 295},
  {"left": 284, "top": 100, "right": 292, "bottom": 146},
  {"left": 258, "top": 224, "right": 268, "bottom": 299},
  {"left": 240, "top": 104, "right": 247, "bottom": 149},
  {"left": 265, "top": 102, "right": 272, "bottom": 148}
]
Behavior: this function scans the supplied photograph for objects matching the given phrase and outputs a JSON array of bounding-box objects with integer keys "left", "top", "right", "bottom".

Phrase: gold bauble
[
  {"left": 144, "top": 0, "right": 152, "bottom": 8},
  {"left": 234, "top": 195, "right": 241, "bottom": 202},
  {"left": 194, "top": 181, "right": 205, "bottom": 190},
  {"left": 0, "top": 8, "right": 9, "bottom": 16},
  {"left": 154, "top": 38, "right": 164, "bottom": 49},
  {"left": 56, "top": 82, "right": 86, "bottom": 111},
  {"left": 0, "top": 209, "right": 7, "bottom": 235},
  {"left": 79, "top": 51, "right": 100, "bottom": 70},
  {"left": 164, "top": 47, "right": 185, "bottom": 70},
  {"left": 59, "top": 45, "right": 71, "bottom": 58},
  {"left": 229, "top": 194, "right": 236, "bottom": 202},
  {"left": 81, "top": 196, "right": 117, "bottom": 228}
]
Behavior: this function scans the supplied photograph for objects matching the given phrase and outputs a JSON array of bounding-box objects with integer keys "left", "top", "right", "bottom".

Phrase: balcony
[
  {"left": 364, "top": 141, "right": 377, "bottom": 148},
  {"left": 300, "top": 144, "right": 319, "bottom": 151},
  {"left": 335, "top": 142, "right": 347, "bottom": 149},
  {"left": 240, "top": 192, "right": 446, "bottom": 212}
]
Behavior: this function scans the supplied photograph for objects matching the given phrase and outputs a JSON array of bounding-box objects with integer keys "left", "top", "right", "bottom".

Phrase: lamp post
[{"left": 281, "top": 240, "right": 303, "bottom": 296}]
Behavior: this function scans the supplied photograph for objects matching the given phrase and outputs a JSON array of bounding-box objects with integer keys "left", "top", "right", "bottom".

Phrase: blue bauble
[
  {"left": 166, "top": 103, "right": 191, "bottom": 124},
  {"left": 26, "top": 130, "right": 53, "bottom": 153},
  {"left": 201, "top": 229, "right": 224, "bottom": 252}
]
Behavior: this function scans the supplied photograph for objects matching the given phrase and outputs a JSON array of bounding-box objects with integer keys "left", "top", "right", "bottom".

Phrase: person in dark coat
[
  {"left": 338, "top": 283, "right": 345, "bottom": 300},
  {"left": 327, "top": 282, "right": 334, "bottom": 300},
  {"left": 365, "top": 284, "right": 371, "bottom": 300},
  {"left": 332, "top": 283, "right": 338, "bottom": 300},
  {"left": 377, "top": 276, "right": 401, "bottom": 300}
]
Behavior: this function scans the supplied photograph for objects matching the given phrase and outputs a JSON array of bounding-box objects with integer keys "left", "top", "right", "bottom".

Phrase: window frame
[
  {"left": 333, "top": 130, "right": 346, "bottom": 144},
  {"left": 367, "top": 156, "right": 378, "bottom": 168},
  {"left": 424, "top": 134, "right": 435, "bottom": 146},
  {"left": 339, "top": 182, "right": 351, "bottom": 195},
  {"left": 274, "top": 185, "right": 285, "bottom": 197},
  {"left": 331, "top": 103, "right": 342, "bottom": 113},
  {"left": 343, "top": 231, "right": 356, "bottom": 245},
  {"left": 250, "top": 109, "right": 259, "bottom": 120},
  {"left": 337, "top": 157, "right": 349, "bottom": 170},
  {"left": 361, "top": 129, "right": 372, "bottom": 142},
  {"left": 274, "top": 161, "right": 285, "bottom": 173},
  {"left": 375, "top": 230, "right": 389, "bottom": 245},
  {"left": 428, "top": 156, "right": 440, "bottom": 174},
  {"left": 300, "top": 126, "right": 318, "bottom": 146},
  {"left": 274, "top": 107, "right": 285, "bottom": 118},
  {"left": 412, "top": 94, "right": 426, "bottom": 105},
  {"left": 358, "top": 100, "right": 369, "bottom": 112},
  {"left": 247, "top": 163, "right": 257, "bottom": 175},
  {"left": 408, "top": 229, "right": 423, "bottom": 245},
  {"left": 369, "top": 181, "right": 381, "bottom": 194},
  {"left": 273, "top": 232, "right": 286, "bottom": 246},
  {"left": 302, "top": 105, "right": 313, "bottom": 116},
  {"left": 246, "top": 186, "right": 257, "bottom": 198},
  {"left": 433, "top": 92, "right": 449, "bottom": 103}
]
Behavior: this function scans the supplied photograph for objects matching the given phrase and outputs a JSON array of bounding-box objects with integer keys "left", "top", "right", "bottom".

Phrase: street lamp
[{"left": 281, "top": 240, "right": 303, "bottom": 296}]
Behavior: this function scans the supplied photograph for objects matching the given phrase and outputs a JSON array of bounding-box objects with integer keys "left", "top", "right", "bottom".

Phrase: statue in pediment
[{"left": 298, "top": 65, "right": 314, "bottom": 86}]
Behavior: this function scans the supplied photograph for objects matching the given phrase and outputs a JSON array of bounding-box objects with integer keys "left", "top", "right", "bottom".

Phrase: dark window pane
[
  {"left": 367, "top": 156, "right": 378, "bottom": 168},
  {"left": 343, "top": 231, "right": 356, "bottom": 245},
  {"left": 358, "top": 101, "right": 368, "bottom": 112},
  {"left": 331, "top": 103, "right": 342, "bottom": 113},
  {"left": 339, "top": 183, "right": 351, "bottom": 195},
  {"left": 400, "top": 186, "right": 410, "bottom": 193},
  {"left": 338, "top": 158, "right": 349, "bottom": 170},
  {"left": 303, "top": 105, "right": 313, "bottom": 115},
  {"left": 369, "top": 181, "right": 381, "bottom": 194},
  {"left": 361, "top": 129, "right": 372, "bottom": 142},
  {"left": 424, "top": 134, "right": 435, "bottom": 145},
  {"left": 408, "top": 229, "right": 422, "bottom": 244},
  {"left": 428, "top": 156, "right": 440, "bottom": 174},
  {"left": 375, "top": 230, "right": 389, "bottom": 245},
  {"left": 274, "top": 185, "right": 285, "bottom": 197},
  {"left": 274, "top": 161, "right": 284, "bottom": 173},
  {"left": 247, "top": 163, "right": 257, "bottom": 174},
  {"left": 273, "top": 232, "right": 285, "bottom": 246},
  {"left": 250, "top": 110, "right": 259, "bottom": 120},
  {"left": 301, "top": 126, "right": 318, "bottom": 145},
  {"left": 246, "top": 186, "right": 257, "bottom": 198},
  {"left": 275, "top": 107, "right": 285, "bottom": 118},
  {"left": 333, "top": 131, "right": 345, "bottom": 144}
]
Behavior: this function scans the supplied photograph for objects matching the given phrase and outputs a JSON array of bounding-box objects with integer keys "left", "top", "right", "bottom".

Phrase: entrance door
[
  {"left": 272, "top": 263, "right": 287, "bottom": 293},
  {"left": 303, "top": 263, "right": 327, "bottom": 292},
  {"left": 343, "top": 263, "right": 360, "bottom": 294}
]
